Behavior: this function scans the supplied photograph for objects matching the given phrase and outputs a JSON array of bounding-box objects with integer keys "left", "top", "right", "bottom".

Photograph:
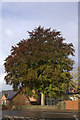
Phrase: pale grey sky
[{"left": 1, "top": 2, "right": 78, "bottom": 90}]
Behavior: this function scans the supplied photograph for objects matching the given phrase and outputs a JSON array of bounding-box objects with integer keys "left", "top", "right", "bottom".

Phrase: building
[
  {"left": 0, "top": 90, "right": 40, "bottom": 107},
  {"left": 1, "top": 82, "right": 79, "bottom": 107}
]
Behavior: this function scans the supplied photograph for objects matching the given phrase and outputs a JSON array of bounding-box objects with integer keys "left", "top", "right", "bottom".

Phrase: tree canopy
[{"left": 4, "top": 26, "right": 75, "bottom": 99}]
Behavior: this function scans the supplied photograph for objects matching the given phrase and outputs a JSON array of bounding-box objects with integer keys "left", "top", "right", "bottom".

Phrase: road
[{"left": 2, "top": 110, "right": 79, "bottom": 120}]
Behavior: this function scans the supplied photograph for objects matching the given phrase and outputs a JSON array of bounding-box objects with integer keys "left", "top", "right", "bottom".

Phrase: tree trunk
[{"left": 41, "top": 92, "right": 45, "bottom": 105}]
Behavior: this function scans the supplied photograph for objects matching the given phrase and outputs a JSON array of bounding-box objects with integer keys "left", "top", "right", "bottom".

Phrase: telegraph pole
[{"left": 78, "top": 2, "right": 80, "bottom": 120}]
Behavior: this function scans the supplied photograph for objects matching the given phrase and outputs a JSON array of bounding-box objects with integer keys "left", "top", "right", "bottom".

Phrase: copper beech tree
[{"left": 4, "top": 26, "right": 75, "bottom": 105}]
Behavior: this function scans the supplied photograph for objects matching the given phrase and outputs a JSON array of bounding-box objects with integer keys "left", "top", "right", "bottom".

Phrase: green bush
[{"left": 2, "top": 104, "right": 11, "bottom": 110}]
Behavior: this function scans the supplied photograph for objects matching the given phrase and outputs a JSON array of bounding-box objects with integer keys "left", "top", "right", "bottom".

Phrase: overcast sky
[{"left": 0, "top": 2, "right": 78, "bottom": 90}]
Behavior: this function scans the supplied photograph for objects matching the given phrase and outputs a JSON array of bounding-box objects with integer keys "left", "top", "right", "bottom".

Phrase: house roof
[
  {"left": 2, "top": 90, "right": 18, "bottom": 100},
  {"left": 1, "top": 90, "right": 35, "bottom": 102}
]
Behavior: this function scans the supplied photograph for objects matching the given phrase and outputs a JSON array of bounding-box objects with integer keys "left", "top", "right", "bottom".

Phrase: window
[
  {"left": 1, "top": 100, "right": 3, "bottom": 105},
  {"left": 51, "top": 99, "right": 54, "bottom": 105},
  {"left": 4, "top": 100, "right": 6, "bottom": 105}
]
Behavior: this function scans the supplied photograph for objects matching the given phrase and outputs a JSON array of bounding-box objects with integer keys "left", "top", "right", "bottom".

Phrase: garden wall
[{"left": 65, "top": 100, "right": 79, "bottom": 110}]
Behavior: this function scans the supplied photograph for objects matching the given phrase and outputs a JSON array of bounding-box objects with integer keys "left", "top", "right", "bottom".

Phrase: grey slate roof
[{"left": 2, "top": 90, "right": 18, "bottom": 100}]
